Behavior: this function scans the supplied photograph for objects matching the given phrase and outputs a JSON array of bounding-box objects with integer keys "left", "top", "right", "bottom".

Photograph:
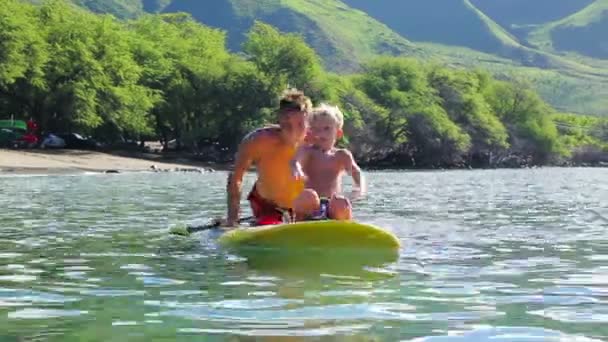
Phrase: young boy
[
  {"left": 290, "top": 103, "right": 366, "bottom": 221},
  {"left": 226, "top": 89, "right": 312, "bottom": 227}
]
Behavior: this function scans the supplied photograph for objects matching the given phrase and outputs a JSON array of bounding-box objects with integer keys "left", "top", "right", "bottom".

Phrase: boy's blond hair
[{"left": 310, "top": 103, "right": 344, "bottom": 129}]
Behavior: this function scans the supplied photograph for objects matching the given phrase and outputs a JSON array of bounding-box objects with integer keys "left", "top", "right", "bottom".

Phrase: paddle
[{"left": 169, "top": 216, "right": 254, "bottom": 236}]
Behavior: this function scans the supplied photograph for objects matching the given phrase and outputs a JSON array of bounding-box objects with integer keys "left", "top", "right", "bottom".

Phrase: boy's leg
[
  {"left": 328, "top": 195, "right": 352, "bottom": 220},
  {"left": 293, "top": 189, "right": 321, "bottom": 220}
]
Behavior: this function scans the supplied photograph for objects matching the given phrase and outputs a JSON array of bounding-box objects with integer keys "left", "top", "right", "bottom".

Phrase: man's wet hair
[{"left": 278, "top": 88, "right": 312, "bottom": 114}]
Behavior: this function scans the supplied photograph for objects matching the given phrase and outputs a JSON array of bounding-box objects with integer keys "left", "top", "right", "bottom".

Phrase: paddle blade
[{"left": 169, "top": 224, "right": 191, "bottom": 236}]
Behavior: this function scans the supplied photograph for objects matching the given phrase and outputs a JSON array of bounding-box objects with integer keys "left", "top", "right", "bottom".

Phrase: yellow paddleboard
[
  {"left": 218, "top": 220, "right": 400, "bottom": 250},
  {"left": 218, "top": 220, "right": 401, "bottom": 272}
]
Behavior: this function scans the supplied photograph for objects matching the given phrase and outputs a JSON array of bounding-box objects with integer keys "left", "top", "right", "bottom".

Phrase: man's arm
[
  {"left": 289, "top": 146, "right": 310, "bottom": 180},
  {"left": 226, "top": 133, "right": 258, "bottom": 226}
]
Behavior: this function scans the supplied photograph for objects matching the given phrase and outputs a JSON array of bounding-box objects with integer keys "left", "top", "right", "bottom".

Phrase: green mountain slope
[
  {"left": 341, "top": 0, "right": 605, "bottom": 74},
  {"left": 527, "top": 0, "right": 608, "bottom": 59},
  {"left": 71, "top": 0, "right": 143, "bottom": 18},
  {"left": 343, "top": 0, "right": 520, "bottom": 55},
  {"left": 159, "top": 0, "right": 424, "bottom": 71},
  {"left": 142, "top": 0, "right": 170, "bottom": 12},
  {"left": 470, "top": 0, "right": 594, "bottom": 27},
  {"left": 420, "top": 43, "right": 608, "bottom": 116}
]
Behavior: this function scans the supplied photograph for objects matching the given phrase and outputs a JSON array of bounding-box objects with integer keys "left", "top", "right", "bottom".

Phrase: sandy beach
[{"left": 0, "top": 148, "right": 221, "bottom": 174}]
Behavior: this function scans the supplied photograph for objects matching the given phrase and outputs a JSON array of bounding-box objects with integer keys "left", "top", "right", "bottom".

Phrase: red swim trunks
[{"left": 247, "top": 183, "right": 291, "bottom": 226}]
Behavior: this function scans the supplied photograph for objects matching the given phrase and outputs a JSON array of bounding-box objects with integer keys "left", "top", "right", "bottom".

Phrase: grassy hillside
[
  {"left": 419, "top": 43, "right": 608, "bottom": 116},
  {"left": 341, "top": 0, "right": 605, "bottom": 75},
  {"left": 470, "top": 0, "right": 595, "bottom": 27},
  {"left": 71, "top": 0, "right": 143, "bottom": 18},
  {"left": 142, "top": 0, "right": 170, "bottom": 12},
  {"left": 527, "top": 0, "right": 608, "bottom": 59},
  {"left": 160, "top": 0, "right": 424, "bottom": 71},
  {"left": 342, "top": 0, "right": 520, "bottom": 55}
]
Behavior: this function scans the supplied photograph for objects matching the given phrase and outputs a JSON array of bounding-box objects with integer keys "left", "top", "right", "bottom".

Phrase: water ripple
[
  {"left": 8, "top": 308, "right": 88, "bottom": 319},
  {"left": 405, "top": 326, "right": 604, "bottom": 342},
  {"left": 529, "top": 306, "right": 608, "bottom": 323}
]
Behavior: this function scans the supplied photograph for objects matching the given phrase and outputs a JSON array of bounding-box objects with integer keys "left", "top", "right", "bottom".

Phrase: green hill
[
  {"left": 142, "top": 0, "right": 170, "bottom": 12},
  {"left": 71, "top": 0, "right": 143, "bottom": 18},
  {"left": 156, "top": 0, "right": 424, "bottom": 71},
  {"left": 470, "top": 0, "right": 595, "bottom": 27},
  {"left": 22, "top": 0, "right": 608, "bottom": 116},
  {"left": 341, "top": 0, "right": 605, "bottom": 73},
  {"left": 418, "top": 43, "right": 608, "bottom": 116},
  {"left": 527, "top": 0, "right": 608, "bottom": 59},
  {"left": 343, "top": 0, "right": 521, "bottom": 55}
]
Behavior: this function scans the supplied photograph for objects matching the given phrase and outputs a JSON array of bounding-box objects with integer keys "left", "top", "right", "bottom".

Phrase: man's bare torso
[{"left": 249, "top": 127, "right": 304, "bottom": 208}]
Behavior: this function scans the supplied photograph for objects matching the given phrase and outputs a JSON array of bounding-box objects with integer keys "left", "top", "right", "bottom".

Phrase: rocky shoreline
[{"left": 1, "top": 148, "right": 606, "bottom": 176}]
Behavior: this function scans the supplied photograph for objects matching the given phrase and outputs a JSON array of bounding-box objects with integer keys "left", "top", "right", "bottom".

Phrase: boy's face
[
  {"left": 309, "top": 115, "right": 342, "bottom": 151},
  {"left": 278, "top": 109, "right": 308, "bottom": 146}
]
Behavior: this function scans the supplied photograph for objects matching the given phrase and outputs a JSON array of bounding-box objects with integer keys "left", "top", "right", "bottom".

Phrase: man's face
[{"left": 278, "top": 109, "right": 308, "bottom": 146}]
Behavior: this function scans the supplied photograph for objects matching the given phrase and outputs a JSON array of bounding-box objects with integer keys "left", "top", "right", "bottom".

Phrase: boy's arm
[
  {"left": 341, "top": 149, "right": 366, "bottom": 195},
  {"left": 226, "top": 133, "right": 258, "bottom": 226}
]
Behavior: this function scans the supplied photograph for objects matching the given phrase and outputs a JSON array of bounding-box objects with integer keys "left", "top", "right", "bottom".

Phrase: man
[{"left": 226, "top": 89, "right": 313, "bottom": 227}]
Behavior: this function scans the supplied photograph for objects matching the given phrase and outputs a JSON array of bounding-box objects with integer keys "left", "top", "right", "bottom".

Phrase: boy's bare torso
[{"left": 301, "top": 146, "right": 348, "bottom": 198}]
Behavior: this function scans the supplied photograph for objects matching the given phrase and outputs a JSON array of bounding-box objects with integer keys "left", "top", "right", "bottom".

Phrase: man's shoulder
[{"left": 241, "top": 126, "right": 281, "bottom": 145}]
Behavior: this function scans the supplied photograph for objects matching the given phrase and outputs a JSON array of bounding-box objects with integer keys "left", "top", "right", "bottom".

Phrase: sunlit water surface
[{"left": 0, "top": 168, "right": 606, "bottom": 341}]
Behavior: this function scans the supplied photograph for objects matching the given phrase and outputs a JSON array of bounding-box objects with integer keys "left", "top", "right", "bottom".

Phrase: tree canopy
[{"left": 1, "top": 0, "right": 605, "bottom": 167}]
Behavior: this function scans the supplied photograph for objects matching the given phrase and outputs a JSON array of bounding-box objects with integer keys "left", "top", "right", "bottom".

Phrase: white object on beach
[{"left": 40, "top": 134, "right": 66, "bottom": 148}]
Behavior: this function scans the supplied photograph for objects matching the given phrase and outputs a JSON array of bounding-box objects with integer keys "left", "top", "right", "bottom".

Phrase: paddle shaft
[{"left": 186, "top": 216, "right": 254, "bottom": 233}]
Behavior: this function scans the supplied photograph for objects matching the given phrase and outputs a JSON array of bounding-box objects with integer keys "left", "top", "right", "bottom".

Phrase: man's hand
[
  {"left": 219, "top": 217, "right": 238, "bottom": 228},
  {"left": 224, "top": 217, "right": 238, "bottom": 227},
  {"left": 291, "top": 160, "right": 307, "bottom": 181},
  {"left": 290, "top": 146, "right": 310, "bottom": 182}
]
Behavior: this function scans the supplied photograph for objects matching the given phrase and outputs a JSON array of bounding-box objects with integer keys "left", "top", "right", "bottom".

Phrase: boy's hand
[{"left": 346, "top": 188, "right": 364, "bottom": 202}]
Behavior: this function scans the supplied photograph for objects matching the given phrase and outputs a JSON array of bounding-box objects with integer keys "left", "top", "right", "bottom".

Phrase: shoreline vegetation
[{"left": 1, "top": 1, "right": 607, "bottom": 171}]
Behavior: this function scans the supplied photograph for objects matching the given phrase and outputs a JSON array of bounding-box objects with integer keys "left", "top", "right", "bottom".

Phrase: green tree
[
  {"left": 0, "top": 0, "right": 48, "bottom": 117},
  {"left": 243, "top": 21, "right": 324, "bottom": 98},
  {"left": 17, "top": 0, "right": 159, "bottom": 138},
  {"left": 483, "top": 78, "right": 562, "bottom": 164},
  {"left": 428, "top": 67, "right": 509, "bottom": 165},
  {"left": 355, "top": 57, "right": 470, "bottom": 167},
  {"left": 129, "top": 13, "right": 229, "bottom": 148}
]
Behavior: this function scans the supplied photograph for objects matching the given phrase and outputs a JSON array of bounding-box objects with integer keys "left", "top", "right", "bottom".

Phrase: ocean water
[{"left": 0, "top": 167, "right": 606, "bottom": 341}]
